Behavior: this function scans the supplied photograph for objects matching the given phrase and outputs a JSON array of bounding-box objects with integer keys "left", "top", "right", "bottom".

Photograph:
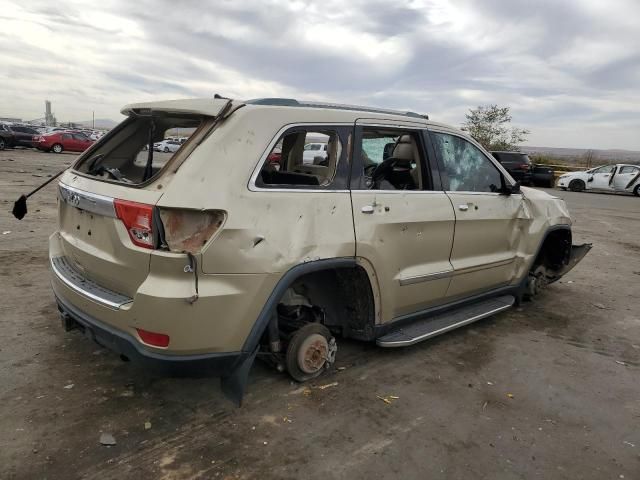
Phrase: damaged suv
[{"left": 50, "top": 97, "right": 590, "bottom": 403}]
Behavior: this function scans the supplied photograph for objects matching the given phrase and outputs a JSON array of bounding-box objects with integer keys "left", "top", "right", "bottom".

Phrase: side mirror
[
  {"left": 497, "top": 176, "right": 520, "bottom": 195},
  {"left": 587, "top": 176, "right": 594, "bottom": 182}
]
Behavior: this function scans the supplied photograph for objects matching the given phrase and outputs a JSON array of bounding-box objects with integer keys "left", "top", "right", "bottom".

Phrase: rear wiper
[{"left": 143, "top": 119, "right": 156, "bottom": 181}]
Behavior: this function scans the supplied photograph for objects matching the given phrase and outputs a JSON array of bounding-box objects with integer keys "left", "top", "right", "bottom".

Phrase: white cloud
[{"left": 0, "top": 0, "right": 639, "bottom": 149}]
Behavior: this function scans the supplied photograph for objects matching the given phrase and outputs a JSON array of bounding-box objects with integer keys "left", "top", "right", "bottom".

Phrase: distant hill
[
  {"left": 521, "top": 146, "right": 640, "bottom": 165},
  {"left": 72, "top": 118, "right": 119, "bottom": 130}
]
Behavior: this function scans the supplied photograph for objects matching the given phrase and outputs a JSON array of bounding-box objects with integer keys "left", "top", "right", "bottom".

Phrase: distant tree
[
  {"left": 461, "top": 105, "right": 530, "bottom": 151},
  {"left": 582, "top": 149, "right": 597, "bottom": 168}
]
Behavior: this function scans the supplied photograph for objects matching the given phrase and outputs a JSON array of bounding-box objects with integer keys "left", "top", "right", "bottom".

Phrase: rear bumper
[
  {"left": 49, "top": 231, "right": 278, "bottom": 354},
  {"left": 55, "top": 292, "right": 243, "bottom": 375}
]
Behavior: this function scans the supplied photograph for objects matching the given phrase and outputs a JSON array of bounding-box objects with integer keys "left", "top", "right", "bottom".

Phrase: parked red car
[{"left": 35, "top": 132, "right": 94, "bottom": 153}]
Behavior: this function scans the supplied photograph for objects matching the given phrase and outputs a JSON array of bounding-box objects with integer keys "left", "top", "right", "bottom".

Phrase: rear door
[
  {"left": 350, "top": 120, "right": 456, "bottom": 322},
  {"left": 613, "top": 165, "right": 640, "bottom": 192},
  {"left": 428, "top": 130, "right": 530, "bottom": 300},
  {"left": 61, "top": 133, "right": 75, "bottom": 150}
]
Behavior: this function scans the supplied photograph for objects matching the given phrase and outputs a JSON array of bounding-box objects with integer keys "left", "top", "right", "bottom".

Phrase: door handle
[
  {"left": 458, "top": 204, "right": 469, "bottom": 211},
  {"left": 361, "top": 205, "right": 375, "bottom": 214}
]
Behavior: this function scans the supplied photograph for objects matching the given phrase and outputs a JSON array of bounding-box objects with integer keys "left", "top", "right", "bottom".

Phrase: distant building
[
  {"left": 0, "top": 117, "right": 22, "bottom": 123},
  {"left": 45, "top": 100, "right": 56, "bottom": 126}
]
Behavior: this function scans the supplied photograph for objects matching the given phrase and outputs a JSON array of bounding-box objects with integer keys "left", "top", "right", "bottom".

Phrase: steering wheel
[{"left": 369, "top": 158, "right": 398, "bottom": 188}]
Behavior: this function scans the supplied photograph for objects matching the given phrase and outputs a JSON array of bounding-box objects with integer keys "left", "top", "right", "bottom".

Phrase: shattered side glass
[{"left": 432, "top": 133, "right": 502, "bottom": 192}]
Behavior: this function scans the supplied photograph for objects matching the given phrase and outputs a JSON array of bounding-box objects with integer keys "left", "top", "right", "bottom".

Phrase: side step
[{"left": 377, "top": 295, "right": 515, "bottom": 347}]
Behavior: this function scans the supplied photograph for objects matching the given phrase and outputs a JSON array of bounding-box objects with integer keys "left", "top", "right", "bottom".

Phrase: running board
[{"left": 377, "top": 295, "right": 515, "bottom": 347}]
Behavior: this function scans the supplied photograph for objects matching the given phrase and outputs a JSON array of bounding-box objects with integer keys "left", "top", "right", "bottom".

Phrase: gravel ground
[{"left": 1, "top": 148, "right": 639, "bottom": 480}]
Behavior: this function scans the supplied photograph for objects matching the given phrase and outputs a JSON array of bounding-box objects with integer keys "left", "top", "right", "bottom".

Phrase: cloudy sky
[{"left": 1, "top": 0, "right": 639, "bottom": 149}]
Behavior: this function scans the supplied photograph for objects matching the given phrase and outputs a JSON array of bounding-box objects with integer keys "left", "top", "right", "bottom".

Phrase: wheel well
[
  {"left": 281, "top": 265, "right": 375, "bottom": 341},
  {"left": 533, "top": 228, "right": 572, "bottom": 272}
]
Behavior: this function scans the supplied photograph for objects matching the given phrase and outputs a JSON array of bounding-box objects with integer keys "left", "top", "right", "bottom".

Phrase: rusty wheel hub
[{"left": 297, "top": 333, "right": 329, "bottom": 374}]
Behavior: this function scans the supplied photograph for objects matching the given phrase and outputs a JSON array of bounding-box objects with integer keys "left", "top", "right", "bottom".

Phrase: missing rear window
[{"left": 74, "top": 114, "right": 202, "bottom": 185}]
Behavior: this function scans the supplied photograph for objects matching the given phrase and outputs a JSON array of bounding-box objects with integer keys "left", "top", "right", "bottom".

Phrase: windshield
[{"left": 74, "top": 114, "right": 201, "bottom": 184}]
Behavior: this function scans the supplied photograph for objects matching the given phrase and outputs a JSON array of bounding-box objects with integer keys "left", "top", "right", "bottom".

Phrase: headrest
[{"left": 392, "top": 135, "right": 415, "bottom": 161}]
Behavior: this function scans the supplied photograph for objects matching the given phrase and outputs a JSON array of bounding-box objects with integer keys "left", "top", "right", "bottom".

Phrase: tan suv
[{"left": 50, "top": 97, "right": 590, "bottom": 403}]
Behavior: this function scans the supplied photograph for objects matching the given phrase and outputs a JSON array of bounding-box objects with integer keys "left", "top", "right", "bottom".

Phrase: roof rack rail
[{"left": 245, "top": 98, "right": 428, "bottom": 120}]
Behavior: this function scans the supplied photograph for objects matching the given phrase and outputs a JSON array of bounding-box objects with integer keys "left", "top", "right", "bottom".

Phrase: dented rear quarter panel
[{"left": 157, "top": 107, "right": 358, "bottom": 275}]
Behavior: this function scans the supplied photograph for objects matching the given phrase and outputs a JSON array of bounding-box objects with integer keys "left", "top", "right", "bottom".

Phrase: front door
[
  {"left": 428, "top": 130, "right": 530, "bottom": 300},
  {"left": 588, "top": 165, "right": 616, "bottom": 190},
  {"left": 350, "top": 121, "right": 456, "bottom": 322}
]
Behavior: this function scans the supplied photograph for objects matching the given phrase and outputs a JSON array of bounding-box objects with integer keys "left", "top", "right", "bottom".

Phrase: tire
[
  {"left": 634, "top": 185, "right": 640, "bottom": 197},
  {"left": 285, "top": 323, "right": 337, "bottom": 382},
  {"left": 568, "top": 179, "right": 585, "bottom": 192},
  {"left": 0, "top": 138, "right": 5, "bottom": 150},
  {"left": 525, "top": 265, "right": 550, "bottom": 299},
  {"left": 52, "top": 143, "right": 63, "bottom": 154},
  {"left": 163, "top": 147, "right": 169, "bottom": 153}
]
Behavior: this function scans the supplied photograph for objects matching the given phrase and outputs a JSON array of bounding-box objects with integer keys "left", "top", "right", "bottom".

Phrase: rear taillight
[
  {"left": 114, "top": 199, "right": 154, "bottom": 249},
  {"left": 520, "top": 164, "right": 530, "bottom": 170},
  {"left": 136, "top": 328, "right": 170, "bottom": 347},
  {"left": 159, "top": 208, "right": 225, "bottom": 254}
]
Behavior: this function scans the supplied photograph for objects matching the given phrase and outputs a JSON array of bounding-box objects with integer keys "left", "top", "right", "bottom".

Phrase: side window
[
  {"left": 431, "top": 132, "right": 502, "bottom": 193},
  {"left": 62, "top": 134, "right": 72, "bottom": 140},
  {"left": 593, "top": 165, "right": 615, "bottom": 174},
  {"left": 619, "top": 166, "right": 638, "bottom": 174},
  {"left": 257, "top": 128, "right": 344, "bottom": 189},
  {"left": 357, "top": 128, "right": 426, "bottom": 190}
]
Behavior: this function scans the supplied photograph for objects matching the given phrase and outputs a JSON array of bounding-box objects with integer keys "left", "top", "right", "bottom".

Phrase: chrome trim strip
[
  {"left": 351, "top": 190, "right": 448, "bottom": 195},
  {"left": 399, "top": 270, "right": 453, "bottom": 286},
  {"left": 377, "top": 303, "right": 513, "bottom": 347},
  {"left": 444, "top": 191, "right": 523, "bottom": 197},
  {"left": 58, "top": 183, "right": 116, "bottom": 218},
  {"left": 50, "top": 257, "right": 131, "bottom": 309},
  {"left": 452, "top": 257, "right": 517, "bottom": 276}
]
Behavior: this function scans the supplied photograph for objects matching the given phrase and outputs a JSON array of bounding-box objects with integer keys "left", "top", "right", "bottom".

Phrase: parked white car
[
  {"left": 302, "top": 142, "right": 327, "bottom": 165},
  {"left": 557, "top": 164, "right": 640, "bottom": 196},
  {"left": 154, "top": 140, "right": 182, "bottom": 153}
]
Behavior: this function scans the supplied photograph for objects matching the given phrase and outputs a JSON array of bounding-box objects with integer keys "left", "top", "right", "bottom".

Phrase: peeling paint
[{"left": 159, "top": 209, "right": 224, "bottom": 254}]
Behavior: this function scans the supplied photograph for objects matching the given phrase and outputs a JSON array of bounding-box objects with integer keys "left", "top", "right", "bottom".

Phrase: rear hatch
[{"left": 55, "top": 99, "right": 232, "bottom": 299}]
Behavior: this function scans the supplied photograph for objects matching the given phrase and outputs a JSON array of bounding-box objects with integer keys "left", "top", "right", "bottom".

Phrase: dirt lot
[{"left": 1, "top": 148, "right": 639, "bottom": 480}]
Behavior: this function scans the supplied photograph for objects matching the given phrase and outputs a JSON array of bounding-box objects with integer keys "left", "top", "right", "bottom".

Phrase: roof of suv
[{"left": 121, "top": 96, "right": 437, "bottom": 123}]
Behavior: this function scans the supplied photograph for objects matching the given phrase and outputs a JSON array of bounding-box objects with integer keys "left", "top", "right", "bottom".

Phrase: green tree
[{"left": 461, "top": 105, "right": 530, "bottom": 151}]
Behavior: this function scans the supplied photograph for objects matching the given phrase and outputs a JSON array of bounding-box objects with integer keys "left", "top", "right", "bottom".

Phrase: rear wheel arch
[{"left": 243, "top": 258, "right": 377, "bottom": 353}]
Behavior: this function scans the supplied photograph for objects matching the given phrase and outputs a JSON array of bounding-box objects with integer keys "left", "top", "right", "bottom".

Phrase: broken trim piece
[{"left": 551, "top": 243, "right": 592, "bottom": 280}]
